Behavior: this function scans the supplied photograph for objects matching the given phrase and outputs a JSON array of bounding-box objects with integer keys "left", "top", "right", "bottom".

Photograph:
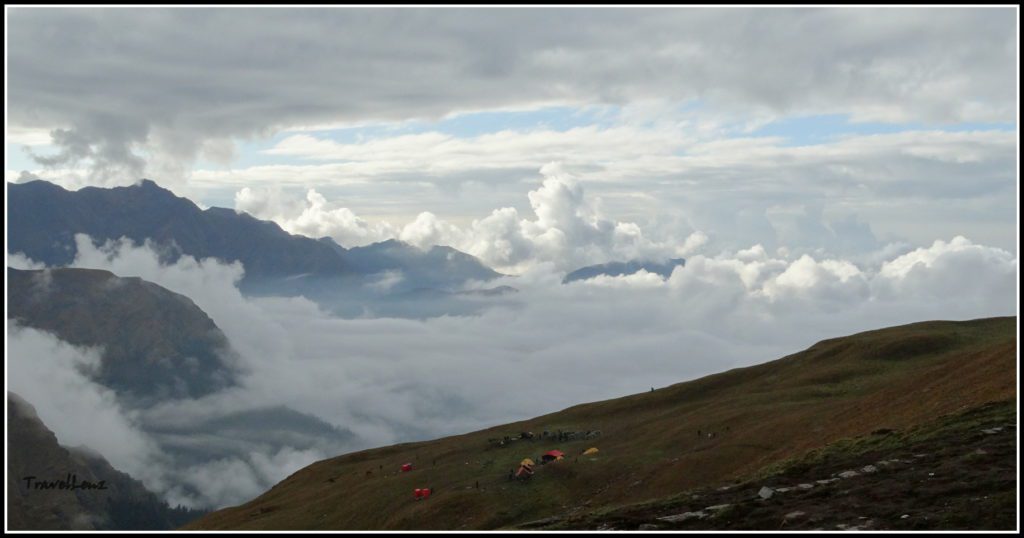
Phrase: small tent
[
  {"left": 401, "top": 463, "right": 413, "bottom": 472},
  {"left": 515, "top": 465, "right": 534, "bottom": 480},
  {"left": 520, "top": 458, "right": 535, "bottom": 467},
  {"left": 541, "top": 450, "right": 565, "bottom": 463},
  {"left": 582, "top": 447, "right": 599, "bottom": 455}
]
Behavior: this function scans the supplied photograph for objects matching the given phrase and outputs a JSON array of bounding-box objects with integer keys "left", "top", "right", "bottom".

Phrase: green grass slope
[{"left": 186, "top": 317, "right": 1016, "bottom": 530}]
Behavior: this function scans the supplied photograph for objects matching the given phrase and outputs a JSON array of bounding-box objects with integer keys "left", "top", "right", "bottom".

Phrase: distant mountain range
[
  {"left": 562, "top": 258, "right": 686, "bottom": 283},
  {"left": 7, "top": 392, "right": 206, "bottom": 530},
  {"left": 8, "top": 267, "right": 238, "bottom": 404},
  {"left": 7, "top": 179, "right": 502, "bottom": 294}
]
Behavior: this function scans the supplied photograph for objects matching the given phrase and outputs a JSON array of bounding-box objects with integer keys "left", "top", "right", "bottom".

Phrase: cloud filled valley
[{"left": 8, "top": 212, "right": 1016, "bottom": 509}]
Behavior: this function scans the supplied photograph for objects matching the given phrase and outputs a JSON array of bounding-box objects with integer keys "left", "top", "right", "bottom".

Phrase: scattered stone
[
  {"left": 630, "top": 480, "right": 643, "bottom": 487},
  {"left": 521, "top": 516, "right": 562, "bottom": 528},
  {"left": 705, "top": 504, "right": 731, "bottom": 512},
  {"left": 638, "top": 524, "right": 659, "bottom": 530},
  {"left": 658, "top": 511, "right": 707, "bottom": 523},
  {"left": 861, "top": 465, "right": 878, "bottom": 473},
  {"left": 973, "top": 448, "right": 989, "bottom": 455},
  {"left": 717, "top": 485, "right": 732, "bottom": 491},
  {"left": 928, "top": 472, "right": 935, "bottom": 477},
  {"left": 816, "top": 478, "right": 838, "bottom": 485},
  {"left": 797, "top": 483, "right": 814, "bottom": 490},
  {"left": 901, "top": 514, "right": 909, "bottom": 519},
  {"left": 775, "top": 487, "right": 791, "bottom": 493},
  {"left": 913, "top": 454, "right": 928, "bottom": 459},
  {"left": 981, "top": 427, "right": 1003, "bottom": 435},
  {"left": 758, "top": 486, "right": 774, "bottom": 499},
  {"left": 785, "top": 511, "right": 806, "bottom": 520},
  {"left": 838, "top": 470, "right": 859, "bottom": 479}
]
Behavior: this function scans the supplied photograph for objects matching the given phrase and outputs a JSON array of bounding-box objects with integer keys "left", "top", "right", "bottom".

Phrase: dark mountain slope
[
  {"left": 8, "top": 179, "right": 349, "bottom": 277},
  {"left": 7, "top": 180, "right": 501, "bottom": 291},
  {"left": 8, "top": 267, "right": 238, "bottom": 403}
]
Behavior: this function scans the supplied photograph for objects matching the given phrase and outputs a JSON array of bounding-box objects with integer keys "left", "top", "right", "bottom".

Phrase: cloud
[
  {"left": 209, "top": 127, "right": 1017, "bottom": 258},
  {"left": 8, "top": 8, "right": 1016, "bottom": 185},
  {"left": 235, "top": 187, "right": 397, "bottom": 247},
  {"left": 7, "top": 251, "right": 48, "bottom": 270},
  {"left": 9, "top": 227, "right": 1008, "bottom": 510},
  {"left": 236, "top": 166, "right": 700, "bottom": 272},
  {"left": 7, "top": 323, "right": 166, "bottom": 487}
]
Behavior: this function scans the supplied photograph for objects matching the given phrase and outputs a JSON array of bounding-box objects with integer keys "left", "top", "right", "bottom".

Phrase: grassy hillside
[{"left": 186, "top": 317, "right": 1017, "bottom": 530}]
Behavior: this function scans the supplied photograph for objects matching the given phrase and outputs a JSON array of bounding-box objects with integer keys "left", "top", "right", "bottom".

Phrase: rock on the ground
[
  {"left": 658, "top": 511, "right": 707, "bottom": 523},
  {"left": 861, "top": 465, "right": 878, "bottom": 473},
  {"left": 785, "top": 511, "right": 806, "bottom": 520},
  {"left": 638, "top": 523, "right": 660, "bottom": 530},
  {"left": 758, "top": 486, "right": 774, "bottom": 499},
  {"left": 838, "top": 470, "right": 859, "bottom": 479}
]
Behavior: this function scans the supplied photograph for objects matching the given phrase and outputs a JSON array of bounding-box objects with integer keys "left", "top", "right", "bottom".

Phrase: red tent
[
  {"left": 541, "top": 450, "right": 565, "bottom": 462},
  {"left": 413, "top": 487, "right": 433, "bottom": 499},
  {"left": 401, "top": 463, "right": 413, "bottom": 472}
]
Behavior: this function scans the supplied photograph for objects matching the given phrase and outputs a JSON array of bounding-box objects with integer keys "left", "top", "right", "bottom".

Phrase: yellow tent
[
  {"left": 582, "top": 448, "right": 599, "bottom": 455},
  {"left": 521, "top": 458, "right": 535, "bottom": 467}
]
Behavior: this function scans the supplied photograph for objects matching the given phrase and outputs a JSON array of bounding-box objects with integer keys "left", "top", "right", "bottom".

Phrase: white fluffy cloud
[
  {"left": 235, "top": 187, "right": 397, "bottom": 247},
  {"left": 235, "top": 165, "right": 702, "bottom": 272}
]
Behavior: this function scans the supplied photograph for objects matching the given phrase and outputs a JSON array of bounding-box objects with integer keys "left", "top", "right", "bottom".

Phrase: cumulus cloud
[
  {"left": 235, "top": 165, "right": 700, "bottom": 272},
  {"left": 235, "top": 187, "right": 397, "bottom": 247}
]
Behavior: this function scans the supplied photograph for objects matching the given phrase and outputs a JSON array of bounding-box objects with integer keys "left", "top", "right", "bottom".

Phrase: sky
[
  {"left": 4, "top": 6, "right": 1020, "bottom": 510},
  {"left": 5, "top": 7, "right": 1019, "bottom": 267}
]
